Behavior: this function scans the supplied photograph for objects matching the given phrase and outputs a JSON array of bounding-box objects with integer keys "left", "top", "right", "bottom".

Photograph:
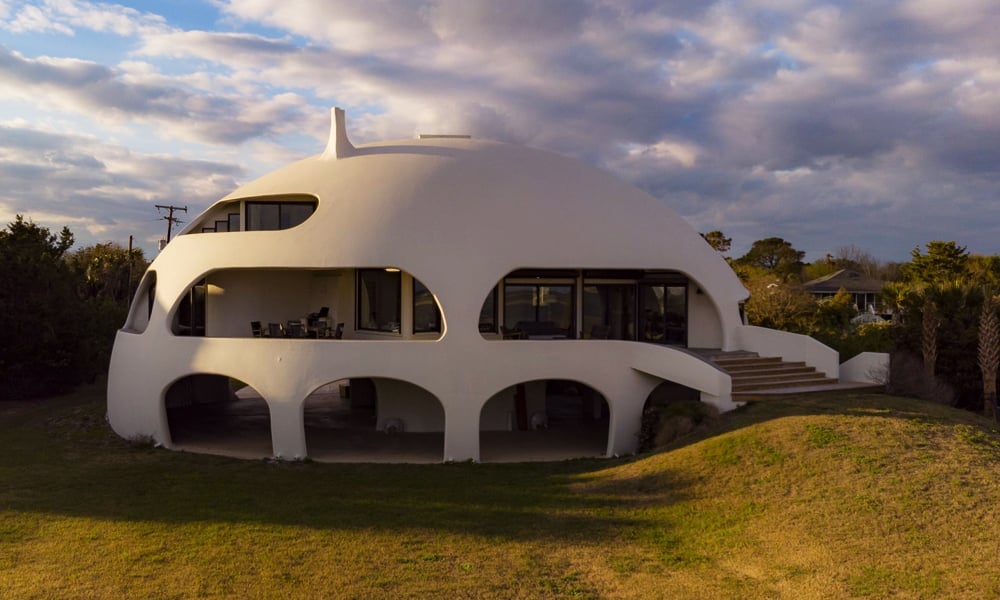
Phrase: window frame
[
  {"left": 244, "top": 197, "right": 318, "bottom": 232},
  {"left": 356, "top": 268, "right": 402, "bottom": 334}
]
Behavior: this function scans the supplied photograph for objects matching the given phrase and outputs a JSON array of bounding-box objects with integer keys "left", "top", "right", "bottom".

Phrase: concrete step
[
  {"left": 731, "top": 371, "right": 829, "bottom": 385},
  {"left": 725, "top": 364, "right": 814, "bottom": 376},
  {"left": 701, "top": 349, "right": 839, "bottom": 394},
  {"left": 733, "top": 376, "right": 837, "bottom": 392},
  {"left": 712, "top": 356, "right": 783, "bottom": 368}
]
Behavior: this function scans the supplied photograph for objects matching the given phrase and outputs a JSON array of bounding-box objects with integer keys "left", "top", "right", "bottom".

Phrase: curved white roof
[{"left": 182, "top": 111, "right": 748, "bottom": 320}]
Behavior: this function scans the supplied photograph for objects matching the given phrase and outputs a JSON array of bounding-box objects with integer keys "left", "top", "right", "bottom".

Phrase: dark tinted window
[
  {"left": 412, "top": 279, "right": 441, "bottom": 333},
  {"left": 245, "top": 199, "right": 316, "bottom": 231}
]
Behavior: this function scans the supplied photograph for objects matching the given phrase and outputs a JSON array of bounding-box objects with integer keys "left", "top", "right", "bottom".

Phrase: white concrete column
[
  {"left": 268, "top": 398, "right": 307, "bottom": 460},
  {"left": 605, "top": 375, "right": 659, "bottom": 457},
  {"left": 442, "top": 393, "right": 481, "bottom": 462}
]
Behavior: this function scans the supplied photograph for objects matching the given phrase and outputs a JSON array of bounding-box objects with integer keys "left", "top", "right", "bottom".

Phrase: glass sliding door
[
  {"left": 582, "top": 284, "right": 636, "bottom": 340},
  {"left": 357, "top": 269, "right": 401, "bottom": 333},
  {"left": 663, "top": 285, "right": 687, "bottom": 344},
  {"left": 639, "top": 283, "right": 687, "bottom": 346},
  {"left": 503, "top": 283, "right": 574, "bottom": 337}
]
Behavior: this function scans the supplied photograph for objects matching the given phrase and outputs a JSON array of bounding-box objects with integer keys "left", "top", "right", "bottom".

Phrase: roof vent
[
  {"left": 418, "top": 134, "right": 471, "bottom": 139},
  {"left": 322, "top": 107, "right": 355, "bottom": 160}
]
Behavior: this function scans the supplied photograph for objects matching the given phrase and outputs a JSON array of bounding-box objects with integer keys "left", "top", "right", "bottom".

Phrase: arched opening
[
  {"left": 163, "top": 267, "right": 444, "bottom": 340},
  {"left": 304, "top": 377, "right": 445, "bottom": 463},
  {"left": 638, "top": 380, "right": 715, "bottom": 453},
  {"left": 164, "top": 374, "right": 272, "bottom": 458},
  {"left": 123, "top": 270, "right": 156, "bottom": 333},
  {"left": 479, "top": 379, "right": 609, "bottom": 462}
]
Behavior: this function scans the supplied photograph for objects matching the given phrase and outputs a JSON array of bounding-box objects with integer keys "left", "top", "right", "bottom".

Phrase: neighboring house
[
  {"left": 107, "top": 108, "right": 839, "bottom": 462},
  {"left": 802, "top": 269, "right": 886, "bottom": 314}
]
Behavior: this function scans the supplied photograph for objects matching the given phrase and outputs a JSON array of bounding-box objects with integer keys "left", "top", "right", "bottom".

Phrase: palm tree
[
  {"left": 921, "top": 295, "right": 939, "bottom": 392},
  {"left": 978, "top": 293, "right": 999, "bottom": 421}
]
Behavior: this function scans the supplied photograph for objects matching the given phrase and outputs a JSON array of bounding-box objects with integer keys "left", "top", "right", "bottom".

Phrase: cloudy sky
[{"left": 1, "top": 0, "right": 998, "bottom": 261}]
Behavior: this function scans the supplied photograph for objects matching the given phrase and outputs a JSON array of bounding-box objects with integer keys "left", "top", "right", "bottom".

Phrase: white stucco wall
[
  {"left": 687, "top": 286, "right": 724, "bottom": 348},
  {"left": 107, "top": 108, "right": 831, "bottom": 463},
  {"left": 373, "top": 378, "right": 445, "bottom": 432},
  {"left": 839, "top": 352, "right": 889, "bottom": 385},
  {"left": 734, "top": 326, "right": 840, "bottom": 379}
]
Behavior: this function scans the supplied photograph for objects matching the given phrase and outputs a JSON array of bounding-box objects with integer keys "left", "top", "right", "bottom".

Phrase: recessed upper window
[
  {"left": 413, "top": 278, "right": 441, "bottom": 334},
  {"left": 245, "top": 196, "right": 317, "bottom": 231},
  {"left": 357, "top": 268, "right": 401, "bottom": 333}
]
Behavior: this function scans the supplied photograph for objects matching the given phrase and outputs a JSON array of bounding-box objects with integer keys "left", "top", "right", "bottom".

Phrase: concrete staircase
[{"left": 702, "top": 351, "right": 838, "bottom": 396}]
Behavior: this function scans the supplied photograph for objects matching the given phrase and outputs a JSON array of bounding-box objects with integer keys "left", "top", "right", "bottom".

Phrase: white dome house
[{"left": 108, "top": 108, "right": 841, "bottom": 463}]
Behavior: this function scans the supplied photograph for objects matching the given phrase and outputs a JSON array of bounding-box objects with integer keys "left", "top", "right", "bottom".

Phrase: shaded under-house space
[
  {"left": 303, "top": 378, "right": 445, "bottom": 463},
  {"left": 641, "top": 380, "right": 712, "bottom": 448},
  {"left": 479, "top": 380, "right": 610, "bottom": 463},
  {"left": 165, "top": 374, "right": 273, "bottom": 458}
]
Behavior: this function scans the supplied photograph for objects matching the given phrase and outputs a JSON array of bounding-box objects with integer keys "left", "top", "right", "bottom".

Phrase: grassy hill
[{"left": 1, "top": 381, "right": 998, "bottom": 599}]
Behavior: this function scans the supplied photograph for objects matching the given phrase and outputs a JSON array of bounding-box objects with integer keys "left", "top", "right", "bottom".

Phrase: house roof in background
[{"left": 802, "top": 269, "right": 885, "bottom": 293}]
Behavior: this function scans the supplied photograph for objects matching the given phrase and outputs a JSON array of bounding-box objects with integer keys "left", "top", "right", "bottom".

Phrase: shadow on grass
[
  {"left": 0, "top": 383, "right": 696, "bottom": 545},
  {"left": 7, "top": 383, "right": 996, "bottom": 546}
]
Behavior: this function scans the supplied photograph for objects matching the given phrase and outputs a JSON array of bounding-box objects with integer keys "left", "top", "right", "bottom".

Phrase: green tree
[
  {"left": 978, "top": 293, "right": 999, "bottom": 421},
  {"left": 0, "top": 216, "right": 85, "bottom": 399},
  {"left": 968, "top": 254, "right": 1000, "bottom": 289},
  {"left": 66, "top": 242, "right": 148, "bottom": 381},
  {"left": 700, "top": 230, "right": 732, "bottom": 253},
  {"left": 905, "top": 241, "right": 969, "bottom": 285},
  {"left": 735, "top": 237, "right": 805, "bottom": 279},
  {"left": 892, "top": 280, "right": 984, "bottom": 408},
  {"left": 740, "top": 268, "right": 816, "bottom": 333},
  {"left": 813, "top": 289, "right": 858, "bottom": 334}
]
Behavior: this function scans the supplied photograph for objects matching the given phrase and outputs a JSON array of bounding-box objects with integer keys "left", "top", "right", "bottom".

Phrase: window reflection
[
  {"left": 503, "top": 284, "right": 574, "bottom": 337},
  {"left": 639, "top": 284, "right": 686, "bottom": 345},
  {"left": 245, "top": 199, "right": 316, "bottom": 231},
  {"left": 583, "top": 285, "right": 635, "bottom": 340},
  {"left": 357, "top": 269, "right": 401, "bottom": 333},
  {"left": 413, "top": 278, "right": 441, "bottom": 333}
]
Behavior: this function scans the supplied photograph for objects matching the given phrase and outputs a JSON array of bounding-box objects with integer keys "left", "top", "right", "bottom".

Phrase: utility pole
[{"left": 155, "top": 204, "right": 187, "bottom": 242}]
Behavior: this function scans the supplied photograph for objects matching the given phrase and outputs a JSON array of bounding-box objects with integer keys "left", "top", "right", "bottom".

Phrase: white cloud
[
  {"left": 1, "top": 3, "right": 74, "bottom": 34},
  {"left": 0, "top": 121, "right": 244, "bottom": 251},
  {"left": 2, "top": 0, "right": 1000, "bottom": 261}
]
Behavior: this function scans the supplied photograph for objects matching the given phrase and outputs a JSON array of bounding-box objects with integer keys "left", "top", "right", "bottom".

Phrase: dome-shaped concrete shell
[
  {"left": 108, "top": 110, "right": 837, "bottom": 463},
  {"left": 203, "top": 137, "right": 749, "bottom": 340}
]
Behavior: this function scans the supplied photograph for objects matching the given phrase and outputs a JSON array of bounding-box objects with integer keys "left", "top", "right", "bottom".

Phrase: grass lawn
[{"left": 2, "top": 380, "right": 999, "bottom": 599}]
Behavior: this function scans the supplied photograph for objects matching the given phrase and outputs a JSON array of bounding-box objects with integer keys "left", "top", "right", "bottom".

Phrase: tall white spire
[{"left": 322, "top": 107, "right": 355, "bottom": 159}]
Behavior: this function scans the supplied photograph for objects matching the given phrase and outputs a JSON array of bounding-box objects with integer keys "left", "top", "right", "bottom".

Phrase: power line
[{"left": 155, "top": 204, "right": 187, "bottom": 242}]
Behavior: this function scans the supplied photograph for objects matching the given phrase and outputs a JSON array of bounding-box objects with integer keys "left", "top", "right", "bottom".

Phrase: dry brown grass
[{"left": 2, "top": 382, "right": 999, "bottom": 598}]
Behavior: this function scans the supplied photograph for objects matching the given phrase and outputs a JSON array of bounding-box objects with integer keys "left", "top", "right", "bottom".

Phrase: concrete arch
[
  {"left": 478, "top": 378, "right": 611, "bottom": 463},
  {"left": 302, "top": 376, "right": 446, "bottom": 463},
  {"left": 162, "top": 373, "right": 274, "bottom": 459}
]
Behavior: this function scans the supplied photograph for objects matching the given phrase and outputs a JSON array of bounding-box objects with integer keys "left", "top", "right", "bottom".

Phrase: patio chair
[
  {"left": 333, "top": 323, "right": 344, "bottom": 339},
  {"left": 250, "top": 321, "right": 263, "bottom": 337},
  {"left": 307, "top": 306, "right": 330, "bottom": 328},
  {"left": 268, "top": 322, "right": 284, "bottom": 337},
  {"left": 286, "top": 320, "right": 305, "bottom": 338}
]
